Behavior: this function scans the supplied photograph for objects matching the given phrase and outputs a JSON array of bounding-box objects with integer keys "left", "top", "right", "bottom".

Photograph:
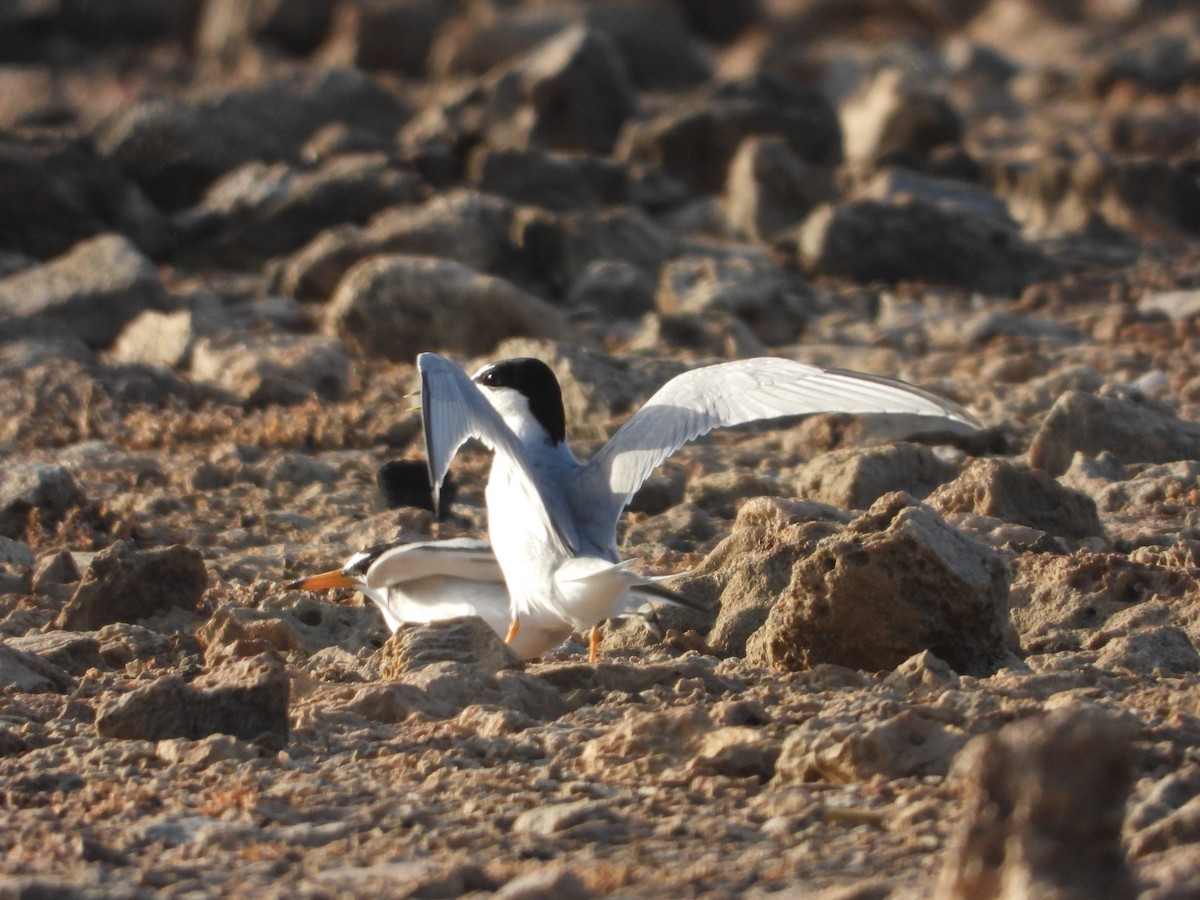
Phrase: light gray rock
[
  {"left": 1029, "top": 390, "right": 1200, "bottom": 476},
  {"left": 326, "top": 256, "right": 565, "bottom": 362},
  {"left": 0, "top": 234, "right": 166, "bottom": 348},
  {"left": 190, "top": 332, "right": 350, "bottom": 406},
  {"left": 0, "top": 641, "right": 74, "bottom": 693},
  {"left": 1094, "top": 626, "right": 1200, "bottom": 676},
  {"left": 0, "top": 462, "right": 85, "bottom": 539}
]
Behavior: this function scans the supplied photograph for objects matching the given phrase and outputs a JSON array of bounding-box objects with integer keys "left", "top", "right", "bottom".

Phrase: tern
[
  {"left": 287, "top": 537, "right": 685, "bottom": 659},
  {"left": 418, "top": 352, "right": 980, "bottom": 661}
]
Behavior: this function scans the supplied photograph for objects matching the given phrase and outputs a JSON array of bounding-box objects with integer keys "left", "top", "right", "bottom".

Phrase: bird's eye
[{"left": 477, "top": 370, "right": 497, "bottom": 386}]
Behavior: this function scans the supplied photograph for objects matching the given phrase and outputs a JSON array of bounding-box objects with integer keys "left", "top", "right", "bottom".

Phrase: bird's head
[{"left": 472, "top": 357, "right": 566, "bottom": 446}]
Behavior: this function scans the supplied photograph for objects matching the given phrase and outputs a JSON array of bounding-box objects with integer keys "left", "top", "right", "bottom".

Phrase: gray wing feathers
[
  {"left": 418, "top": 352, "right": 577, "bottom": 555},
  {"left": 580, "top": 357, "right": 978, "bottom": 536}
]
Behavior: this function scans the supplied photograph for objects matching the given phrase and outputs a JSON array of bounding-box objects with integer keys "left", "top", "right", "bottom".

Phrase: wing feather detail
[
  {"left": 578, "top": 357, "right": 978, "bottom": 541},
  {"left": 418, "top": 352, "right": 577, "bottom": 556}
]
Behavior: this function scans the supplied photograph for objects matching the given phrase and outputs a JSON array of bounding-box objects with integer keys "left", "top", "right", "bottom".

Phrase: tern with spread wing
[
  {"left": 287, "top": 537, "right": 682, "bottom": 659},
  {"left": 419, "top": 353, "right": 980, "bottom": 661}
]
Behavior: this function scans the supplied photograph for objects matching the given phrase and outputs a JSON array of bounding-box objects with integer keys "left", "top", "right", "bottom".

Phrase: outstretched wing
[
  {"left": 418, "top": 352, "right": 577, "bottom": 555},
  {"left": 578, "top": 357, "right": 979, "bottom": 540}
]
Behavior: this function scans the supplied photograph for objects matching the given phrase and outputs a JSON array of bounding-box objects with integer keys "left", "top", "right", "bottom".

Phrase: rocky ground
[{"left": 1, "top": 0, "right": 1199, "bottom": 897}]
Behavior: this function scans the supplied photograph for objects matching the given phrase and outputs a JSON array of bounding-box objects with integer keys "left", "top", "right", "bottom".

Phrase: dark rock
[
  {"left": 747, "top": 493, "right": 1010, "bottom": 675},
  {"left": 673, "top": 0, "right": 760, "bottom": 42},
  {"left": 0, "top": 133, "right": 171, "bottom": 260},
  {"left": 56, "top": 541, "right": 208, "bottom": 631},
  {"left": 860, "top": 166, "right": 1015, "bottom": 226},
  {"left": 991, "top": 152, "right": 1200, "bottom": 238},
  {"left": 325, "top": 255, "right": 565, "bottom": 362},
  {"left": 484, "top": 25, "right": 637, "bottom": 154},
  {"left": 274, "top": 189, "right": 539, "bottom": 302},
  {"left": 197, "top": 0, "right": 334, "bottom": 65},
  {"left": 1088, "top": 32, "right": 1195, "bottom": 95},
  {"left": 560, "top": 205, "right": 681, "bottom": 285},
  {"left": 375, "top": 618, "right": 520, "bottom": 678},
  {"left": 928, "top": 458, "right": 1103, "bottom": 540},
  {"left": 656, "top": 254, "right": 810, "bottom": 345},
  {"left": 0, "top": 234, "right": 167, "bottom": 348},
  {"left": 175, "top": 154, "right": 421, "bottom": 266},
  {"left": 376, "top": 460, "right": 451, "bottom": 513},
  {"left": 1030, "top": 390, "right": 1200, "bottom": 476},
  {"left": 190, "top": 332, "right": 350, "bottom": 407},
  {"left": 797, "top": 443, "right": 961, "bottom": 510},
  {"left": 96, "top": 653, "right": 290, "bottom": 746},
  {"left": 97, "top": 68, "right": 410, "bottom": 210},
  {"left": 581, "top": 2, "right": 711, "bottom": 91},
  {"left": 318, "top": 0, "right": 452, "bottom": 76},
  {"left": 618, "top": 72, "right": 842, "bottom": 194},
  {"left": 468, "top": 147, "right": 629, "bottom": 212},
  {"left": 798, "top": 198, "right": 1056, "bottom": 296},
  {"left": 841, "top": 68, "right": 962, "bottom": 167},
  {"left": 722, "top": 135, "right": 837, "bottom": 242},
  {"left": 0, "top": 641, "right": 74, "bottom": 693},
  {"left": 0, "top": 462, "right": 85, "bottom": 540},
  {"left": 566, "top": 260, "right": 656, "bottom": 319},
  {"left": 937, "top": 705, "right": 1136, "bottom": 899},
  {"left": 0, "top": 536, "right": 34, "bottom": 568}
]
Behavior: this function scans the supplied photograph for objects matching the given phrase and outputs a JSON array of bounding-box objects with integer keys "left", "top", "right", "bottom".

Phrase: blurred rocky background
[{"left": 1, "top": 0, "right": 1199, "bottom": 896}]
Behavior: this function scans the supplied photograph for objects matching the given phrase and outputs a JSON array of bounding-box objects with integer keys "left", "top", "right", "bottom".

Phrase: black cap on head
[{"left": 474, "top": 357, "right": 566, "bottom": 444}]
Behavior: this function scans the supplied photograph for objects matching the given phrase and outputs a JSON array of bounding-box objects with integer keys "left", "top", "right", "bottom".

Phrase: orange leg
[
  {"left": 505, "top": 618, "right": 520, "bottom": 644},
  {"left": 588, "top": 625, "right": 600, "bottom": 663}
]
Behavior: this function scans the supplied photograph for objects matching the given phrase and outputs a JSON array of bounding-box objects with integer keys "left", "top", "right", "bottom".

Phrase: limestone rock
[
  {"left": 798, "top": 198, "right": 1055, "bottom": 296},
  {"left": 326, "top": 255, "right": 566, "bottom": 361},
  {"left": 797, "top": 443, "right": 961, "bottom": 511},
  {"left": 483, "top": 26, "right": 637, "bottom": 154},
  {"left": 56, "top": 541, "right": 208, "bottom": 631},
  {"left": 936, "top": 705, "right": 1136, "bottom": 899},
  {"left": 0, "top": 234, "right": 166, "bottom": 348},
  {"left": 722, "top": 134, "right": 836, "bottom": 242},
  {"left": 190, "top": 332, "right": 349, "bottom": 407},
  {"left": 0, "top": 641, "right": 73, "bottom": 693},
  {"left": 841, "top": 68, "right": 962, "bottom": 166},
  {"left": 96, "top": 653, "right": 290, "bottom": 745},
  {"left": 928, "top": 458, "right": 1103, "bottom": 540},
  {"left": 747, "top": 493, "right": 1010, "bottom": 675},
  {"left": 374, "top": 617, "right": 520, "bottom": 678},
  {"left": 776, "top": 706, "right": 969, "bottom": 783},
  {"left": 656, "top": 254, "right": 810, "bottom": 345},
  {"left": 618, "top": 72, "right": 842, "bottom": 194},
  {"left": 1030, "top": 390, "right": 1200, "bottom": 476},
  {"left": 0, "top": 462, "right": 85, "bottom": 539}
]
